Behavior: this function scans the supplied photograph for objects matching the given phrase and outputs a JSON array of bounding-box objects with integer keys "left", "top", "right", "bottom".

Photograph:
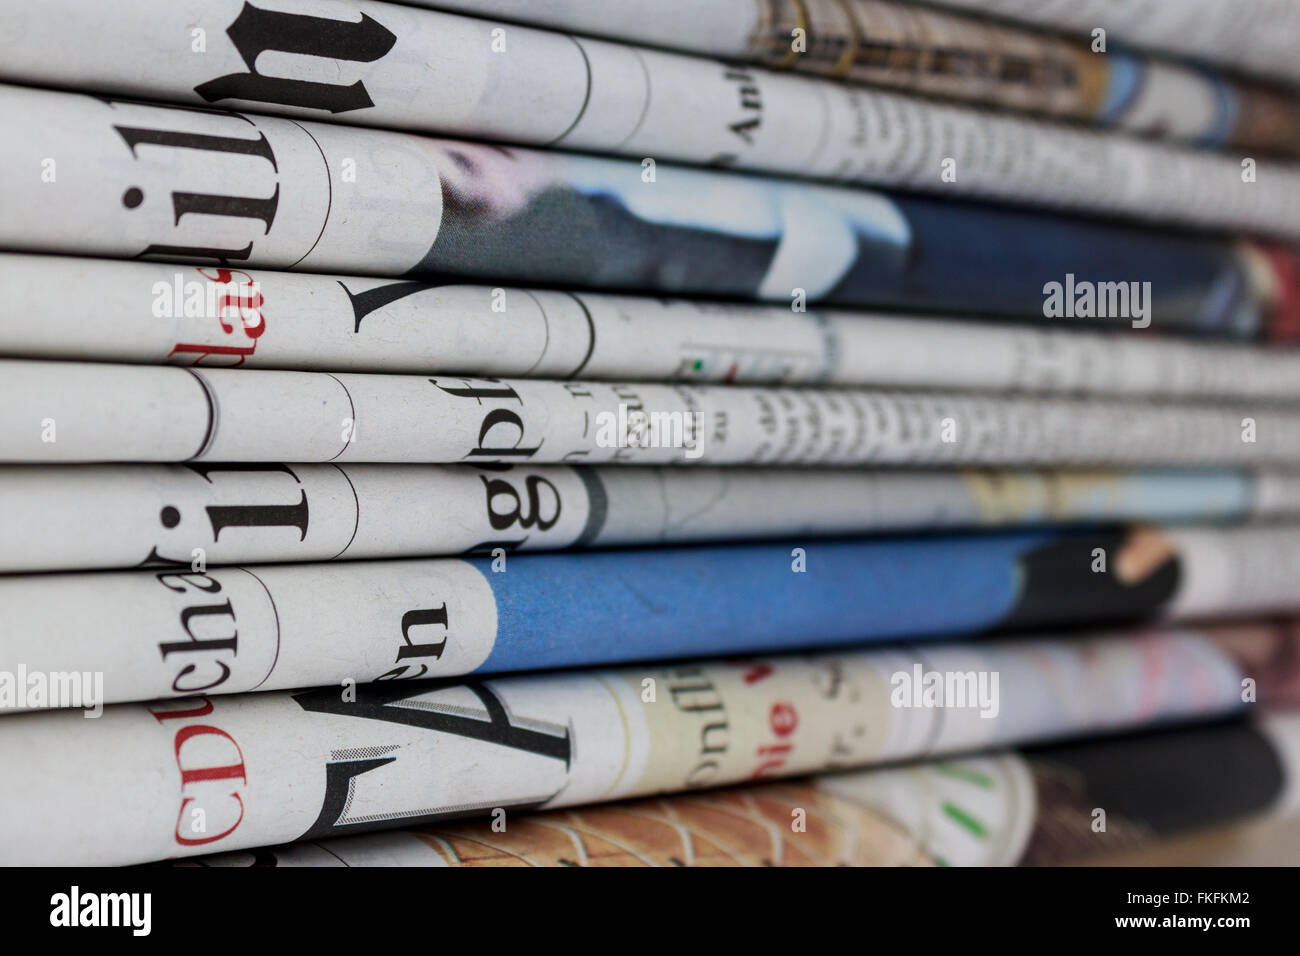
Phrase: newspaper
[
  {"left": 10, "top": 254, "right": 1300, "bottom": 391},
  {"left": 6, "top": 462, "right": 1300, "bottom": 572},
  {"left": 909, "top": 0, "right": 1300, "bottom": 88},
  {"left": 179, "top": 712, "right": 1300, "bottom": 867},
  {"left": 0, "top": 628, "right": 1252, "bottom": 865},
  {"left": 0, "top": 84, "right": 1295, "bottom": 339},
  {"left": 3, "top": 523, "right": 1298, "bottom": 709},
  {"left": 1, "top": 3, "right": 1298, "bottom": 239},
  {"left": 6, "top": 358, "right": 1300, "bottom": 465},
  {"left": 411, "top": 0, "right": 1300, "bottom": 155}
]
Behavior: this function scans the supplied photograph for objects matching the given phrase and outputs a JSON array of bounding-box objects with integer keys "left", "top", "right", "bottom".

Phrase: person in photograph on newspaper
[{"left": 407, "top": 137, "right": 1278, "bottom": 324}]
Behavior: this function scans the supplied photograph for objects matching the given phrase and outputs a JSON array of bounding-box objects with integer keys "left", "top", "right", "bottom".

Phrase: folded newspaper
[
  {"left": 178, "top": 713, "right": 1300, "bottom": 868},
  {"left": 10, "top": 254, "right": 1300, "bottom": 388},
  {"left": 401, "top": 0, "right": 1300, "bottom": 155},
  {"left": 0, "top": 628, "right": 1257, "bottom": 865},
  {"left": 6, "top": 463, "right": 1299, "bottom": 573},
  {"left": 910, "top": 0, "right": 1300, "bottom": 87},
  {"left": 3, "top": 0, "right": 1298, "bottom": 237},
  {"left": 7, "top": 360, "right": 1300, "bottom": 466},
  {"left": 1, "top": 84, "right": 1295, "bottom": 337},
  {"left": 2, "top": 524, "right": 1296, "bottom": 708}
]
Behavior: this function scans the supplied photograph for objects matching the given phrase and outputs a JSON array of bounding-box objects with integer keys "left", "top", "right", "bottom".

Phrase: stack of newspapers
[{"left": 4, "top": 0, "right": 1300, "bottom": 868}]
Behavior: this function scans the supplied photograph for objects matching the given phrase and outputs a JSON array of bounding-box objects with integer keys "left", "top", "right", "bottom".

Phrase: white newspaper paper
[
  {"left": 0, "top": 629, "right": 1248, "bottom": 865},
  {"left": 177, "top": 713, "right": 1300, "bottom": 868},
  {"left": 0, "top": 83, "right": 1287, "bottom": 333},
  {"left": 412, "top": 0, "right": 1300, "bottom": 153},
  {"left": 432, "top": 0, "right": 1300, "bottom": 90},
  {"left": 910, "top": 0, "right": 1300, "bottom": 87},
  {"left": 0, "top": 520, "right": 1293, "bottom": 709},
  {"left": 3, "top": 462, "right": 1295, "bottom": 572},
  {"left": 5, "top": 254, "right": 1300, "bottom": 400},
  {"left": 0, "top": 14, "right": 1297, "bottom": 241},
  {"left": 4, "top": 359, "right": 1300, "bottom": 465}
]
